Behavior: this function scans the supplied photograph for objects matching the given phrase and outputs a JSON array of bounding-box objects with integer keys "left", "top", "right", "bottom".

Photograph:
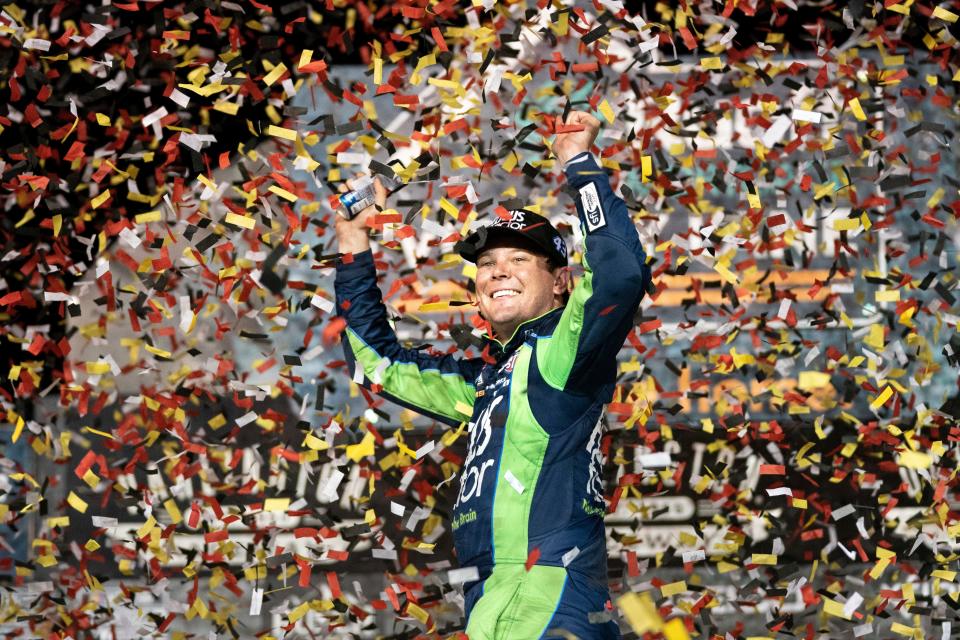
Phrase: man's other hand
[
  {"left": 554, "top": 111, "right": 601, "bottom": 165},
  {"left": 335, "top": 176, "right": 388, "bottom": 255}
]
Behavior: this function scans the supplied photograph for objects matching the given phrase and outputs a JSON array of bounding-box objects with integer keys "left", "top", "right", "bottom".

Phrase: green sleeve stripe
[
  {"left": 465, "top": 564, "right": 567, "bottom": 639},
  {"left": 346, "top": 328, "right": 474, "bottom": 422},
  {"left": 492, "top": 347, "right": 549, "bottom": 563},
  {"left": 537, "top": 251, "right": 595, "bottom": 391}
]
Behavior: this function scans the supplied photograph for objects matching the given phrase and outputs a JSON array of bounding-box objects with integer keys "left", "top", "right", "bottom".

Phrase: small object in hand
[{"left": 339, "top": 174, "right": 401, "bottom": 219}]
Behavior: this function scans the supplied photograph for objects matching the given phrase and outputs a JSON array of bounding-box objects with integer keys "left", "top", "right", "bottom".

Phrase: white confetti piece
[
  {"left": 448, "top": 566, "right": 480, "bottom": 584},
  {"left": 791, "top": 108, "right": 822, "bottom": 123},
  {"left": 761, "top": 114, "right": 792, "bottom": 148},
  {"left": 562, "top": 547, "right": 581, "bottom": 566},
  {"left": 504, "top": 469, "right": 524, "bottom": 494},
  {"left": 249, "top": 587, "right": 263, "bottom": 616},
  {"left": 831, "top": 504, "right": 856, "bottom": 521}
]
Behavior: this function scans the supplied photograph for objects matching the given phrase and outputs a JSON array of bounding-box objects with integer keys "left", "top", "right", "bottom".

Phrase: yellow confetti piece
[
  {"left": 751, "top": 553, "right": 778, "bottom": 565},
  {"left": 298, "top": 49, "right": 313, "bottom": 69},
  {"left": 439, "top": 197, "right": 460, "bottom": 218},
  {"left": 407, "top": 602, "right": 429, "bottom": 624},
  {"left": 289, "top": 601, "right": 310, "bottom": 623},
  {"left": 135, "top": 210, "right": 162, "bottom": 224},
  {"left": 213, "top": 100, "right": 239, "bottom": 115},
  {"left": 876, "top": 289, "right": 900, "bottom": 302},
  {"left": 865, "top": 323, "right": 885, "bottom": 350},
  {"left": 870, "top": 385, "right": 894, "bottom": 410},
  {"left": 898, "top": 450, "right": 932, "bottom": 469},
  {"left": 890, "top": 623, "right": 919, "bottom": 637},
  {"left": 714, "top": 263, "right": 739, "bottom": 285},
  {"left": 84, "top": 361, "right": 111, "bottom": 374},
  {"left": 268, "top": 185, "right": 298, "bottom": 202},
  {"left": 266, "top": 124, "right": 298, "bottom": 141},
  {"left": 663, "top": 618, "right": 691, "bottom": 640},
  {"left": 798, "top": 371, "right": 831, "bottom": 391},
  {"left": 418, "top": 301, "right": 450, "bottom": 312},
  {"left": 661, "top": 580, "right": 687, "bottom": 597},
  {"left": 90, "top": 190, "right": 111, "bottom": 209},
  {"left": 699, "top": 56, "right": 723, "bottom": 70},
  {"left": 11, "top": 414, "right": 24, "bottom": 443},
  {"left": 225, "top": 212, "right": 256, "bottom": 229},
  {"left": 303, "top": 432, "right": 330, "bottom": 451},
  {"left": 641, "top": 155, "right": 653, "bottom": 182},
  {"left": 82, "top": 469, "right": 99, "bottom": 489},
  {"left": 832, "top": 217, "right": 860, "bottom": 231},
  {"left": 933, "top": 6, "right": 959, "bottom": 22},
  {"left": 617, "top": 592, "right": 663, "bottom": 634},
  {"left": 263, "top": 498, "right": 290, "bottom": 512},
  {"left": 47, "top": 516, "right": 69, "bottom": 528},
  {"left": 144, "top": 344, "right": 172, "bottom": 359},
  {"left": 848, "top": 98, "right": 866, "bottom": 121},
  {"left": 164, "top": 499, "right": 182, "bottom": 524},
  {"left": 454, "top": 401, "right": 473, "bottom": 417},
  {"left": 95, "top": 113, "right": 111, "bottom": 126},
  {"left": 813, "top": 182, "right": 836, "bottom": 200},
  {"left": 822, "top": 597, "right": 851, "bottom": 619},
  {"left": 598, "top": 99, "right": 615, "bottom": 123},
  {"left": 137, "top": 516, "right": 157, "bottom": 539},
  {"left": 870, "top": 557, "right": 891, "bottom": 579},
  {"left": 346, "top": 431, "right": 376, "bottom": 462},
  {"left": 67, "top": 491, "right": 88, "bottom": 513},
  {"left": 82, "top": 426, "right": 115, "bottom": 440},
  {"left": 262, "top": 62, "right": 288, "bottom": 86}
]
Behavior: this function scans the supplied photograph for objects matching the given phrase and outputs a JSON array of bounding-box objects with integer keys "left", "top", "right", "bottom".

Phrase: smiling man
[{"left": 334, "top": 111, "right": 651, "bottom": 639}]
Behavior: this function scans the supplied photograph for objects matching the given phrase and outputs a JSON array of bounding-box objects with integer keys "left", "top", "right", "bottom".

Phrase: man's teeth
[{"left": 492, "top": 290, "right": 519, "bottom": 299}]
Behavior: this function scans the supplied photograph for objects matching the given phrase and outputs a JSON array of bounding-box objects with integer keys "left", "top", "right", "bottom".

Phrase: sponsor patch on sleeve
[{"left": 578, "top": 182, "right": 606, "bottom": 232}]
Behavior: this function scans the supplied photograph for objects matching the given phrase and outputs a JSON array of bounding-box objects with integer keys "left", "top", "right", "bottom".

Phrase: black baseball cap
[{"left": 455, "top": 210, "right": 568, "bottom": 266}]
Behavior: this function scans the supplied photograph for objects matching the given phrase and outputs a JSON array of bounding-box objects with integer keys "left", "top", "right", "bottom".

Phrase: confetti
[{"left": 3, "top": 2, "right": 960, "bottom": 638}]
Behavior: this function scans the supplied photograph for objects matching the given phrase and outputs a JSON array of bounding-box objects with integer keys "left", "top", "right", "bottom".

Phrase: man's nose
[{"left": 490, "top": 259, "right": 510, "bottom": 278}]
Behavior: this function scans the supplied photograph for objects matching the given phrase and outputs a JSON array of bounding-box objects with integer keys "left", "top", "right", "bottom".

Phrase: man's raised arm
[
  {"left": 536, "top": 111, "right": 652, "bottom": 394},
  {"left": 334, "top": 177, "right": 479, "bottom": 427}
]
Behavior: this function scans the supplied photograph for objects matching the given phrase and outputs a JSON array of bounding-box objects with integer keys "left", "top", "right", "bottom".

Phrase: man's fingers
[
  {"left": 372, "top": 176, "right": 387, "bottom": 200},
  {"left": 563, "top": 110, "right": 601, "bottom": 129},
  {"left": 583, "top": 113, "right": 602, "bottom": 128}
]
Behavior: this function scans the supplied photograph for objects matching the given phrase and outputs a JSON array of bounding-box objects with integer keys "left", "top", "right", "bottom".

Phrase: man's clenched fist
[{"left": 554, "top": 110, "right": 602, "bottom": 165}]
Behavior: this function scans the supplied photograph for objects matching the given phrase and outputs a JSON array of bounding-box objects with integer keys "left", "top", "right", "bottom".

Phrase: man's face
[{"left": 475, "top": 240, "right": 565, "bottom": 341}]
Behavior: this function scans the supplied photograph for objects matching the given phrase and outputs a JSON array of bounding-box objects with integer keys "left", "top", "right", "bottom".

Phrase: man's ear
[{"left": 553, "top": 267, "right": 571, "bottom": 297}]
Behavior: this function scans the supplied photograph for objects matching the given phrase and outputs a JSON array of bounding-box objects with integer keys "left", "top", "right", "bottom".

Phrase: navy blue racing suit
[{"left": 335, "top": 152, "right": 651, "bottom": 638}]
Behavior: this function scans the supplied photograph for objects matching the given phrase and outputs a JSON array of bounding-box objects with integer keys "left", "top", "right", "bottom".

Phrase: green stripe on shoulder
[{"left": 537, "top": 253, "right": 595, "bottom": 390}]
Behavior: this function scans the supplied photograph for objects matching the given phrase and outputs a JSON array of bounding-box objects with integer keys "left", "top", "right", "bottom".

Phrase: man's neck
[{"left": 490, "top": 303, "right": 563, "bottom": 344}]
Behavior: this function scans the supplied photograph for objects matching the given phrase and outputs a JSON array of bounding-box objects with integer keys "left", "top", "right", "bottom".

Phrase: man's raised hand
[
  {"left": 334, "top": 176, "right": 387, "bottom": 255},
  {"left": 554, "top": 111, "right": 602, "bottom": 165}
]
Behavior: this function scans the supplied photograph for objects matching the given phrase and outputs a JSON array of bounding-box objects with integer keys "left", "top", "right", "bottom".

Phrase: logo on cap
[
  {"left": 554, "top": 236, "right": 566, "bottom": 257},
  {"left": 492, "top": 211, "right": 527, "bottom": 230}
]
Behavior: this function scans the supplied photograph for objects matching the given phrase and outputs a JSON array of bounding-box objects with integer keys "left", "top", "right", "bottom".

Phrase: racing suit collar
[{"left": 482, "top": 305, "right": 564, "bottom": 355}]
